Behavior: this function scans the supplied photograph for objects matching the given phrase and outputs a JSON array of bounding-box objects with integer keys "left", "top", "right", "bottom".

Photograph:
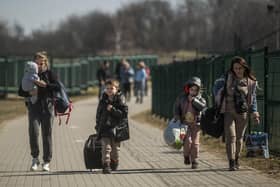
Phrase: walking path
[{"left": 0, "top": 94, "right": 279, "bottom": 186}]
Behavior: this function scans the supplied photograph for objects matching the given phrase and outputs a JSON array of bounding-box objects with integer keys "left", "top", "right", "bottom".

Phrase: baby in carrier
[{"left": 21, "top": 61, "right": 40, "bottom": 104}]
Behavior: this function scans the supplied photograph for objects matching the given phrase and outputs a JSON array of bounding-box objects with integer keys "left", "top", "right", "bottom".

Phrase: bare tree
[
  {"left": 115, "top": 0, "right": 174, "bottom": 51},
  {"left": 0, "top": 0, "right": 278, "bottom": 55}
]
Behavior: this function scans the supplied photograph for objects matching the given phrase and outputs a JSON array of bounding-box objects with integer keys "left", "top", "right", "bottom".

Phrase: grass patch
[
  {"left": 131, "top": 110, "right": 280, "bottom": 180},
  {"left": 0, "top": 98, "right": 27, "bottom": 125},
  {"left": 157, "top": 50, "right": 210, "bottom": 64}
]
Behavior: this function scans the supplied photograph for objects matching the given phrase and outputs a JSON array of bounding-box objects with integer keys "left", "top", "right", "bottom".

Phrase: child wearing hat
[{"left": 173, "top": 77, "right": 206, "bottom": 169}]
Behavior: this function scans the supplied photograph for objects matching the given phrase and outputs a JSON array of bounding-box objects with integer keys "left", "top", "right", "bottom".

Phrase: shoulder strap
[
  {"left": 247, "top": 78, "right": 255, "bottom": 106},
  {"left": 218, "top": 73, "right": 229, "bottom": 113}
]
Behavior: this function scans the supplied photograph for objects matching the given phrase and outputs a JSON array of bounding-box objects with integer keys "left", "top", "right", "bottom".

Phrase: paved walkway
[{"left": 0, "top": 94, "right": 279, "bottom": 187}]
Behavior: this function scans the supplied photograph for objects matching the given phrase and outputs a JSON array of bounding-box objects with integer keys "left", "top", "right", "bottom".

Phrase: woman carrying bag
[{"left": 213, "top": 56, "right": 260, "bottom": 171}]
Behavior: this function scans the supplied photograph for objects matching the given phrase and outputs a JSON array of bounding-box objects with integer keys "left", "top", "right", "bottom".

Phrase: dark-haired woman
[{"left": 213, "top": 56, "right": 260, "bottom": 171}]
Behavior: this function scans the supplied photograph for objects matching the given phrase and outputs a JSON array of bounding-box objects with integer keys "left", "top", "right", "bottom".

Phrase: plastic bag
[
  {"left": 245, "top": 132, "right": 269, "bottom": 158},
  {"left": 163, "top": 118, "right": 187, "bottom": 149}
]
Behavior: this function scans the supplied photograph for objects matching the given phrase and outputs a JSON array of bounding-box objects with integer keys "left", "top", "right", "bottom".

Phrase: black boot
[
  {"left": 235, "top": 157, "right": 240, "bottom": 170},
  {"left": 110, "top": 159, "right": 119, "bottom": 171},
  {"left": 191, "top": 160, "right": 199, "bottom": 169},
  {"left": 102, "top": 163, "right": 111, "bottom": 174},
  {"left": 229, "top": 159, "right": 236, "bottom": 171},
  {"left": 184, "top": 156, "right": 190, "bottom": 165}
]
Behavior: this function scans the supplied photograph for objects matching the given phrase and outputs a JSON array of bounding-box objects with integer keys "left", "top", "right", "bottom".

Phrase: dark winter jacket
[
  {"left": 23, "top": 70, "right": 60, "bottom": 116},
  {"left": 95, "top": 91, "right": 128, "bottom": 138},
  {"left": 18, "top": 69, "right": 59, "bottom": 99},
  {"left": 38, "top": 70, "right": 60, "bottom": 99},
  {"left": 96, "top": 68, "right": 112, "bottom": 86},
  {"left": 38, "top": 70, "right": 60, "bottom": 115}
]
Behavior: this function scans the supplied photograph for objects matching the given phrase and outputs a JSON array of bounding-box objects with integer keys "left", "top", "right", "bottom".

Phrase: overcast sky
[{"left": 0, "top": 0, "right": 183, "bottom": 35}]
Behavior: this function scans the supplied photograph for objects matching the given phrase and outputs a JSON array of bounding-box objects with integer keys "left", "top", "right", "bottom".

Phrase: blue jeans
[{"left": 134, "top": 81, "right": 145, "bottom": 103}]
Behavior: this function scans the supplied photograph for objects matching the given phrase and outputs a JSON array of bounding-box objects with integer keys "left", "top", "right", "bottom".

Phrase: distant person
[
  {"left": 134, "top": 61, "right": 146, "bottom": 104},
  {"left": 173, "top": 77, "right": 206, "bottom": 169},
  {"left": 95, "top": 79, "right": 128, "bottom": 174},
  {"left": 23, "top": 51, "right": 60, "bottom": 172},
  {"left": 120, "top": 61, "right": 134, "bottom": 102},
  {"left": 97, "top": 61, "right": 112, "bottom": 99},
  {"left": 144, "top": 65, "right": 150, "bottom": 96},
  {"left": 213, "top": 56, "right": 260, "bottom": 171},
  {"left": 115, "top": 58, "right": 126, "bottom": 81}
]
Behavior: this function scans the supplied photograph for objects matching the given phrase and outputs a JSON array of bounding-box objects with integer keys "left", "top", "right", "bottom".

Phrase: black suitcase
[{"left": 83, "top": 134, "right": 103, "bottom": 170}]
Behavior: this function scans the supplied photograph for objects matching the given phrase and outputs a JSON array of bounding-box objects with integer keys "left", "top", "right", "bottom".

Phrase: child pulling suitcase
[{"left": 95, "top": 79, "right": 129, "bottom": 174}]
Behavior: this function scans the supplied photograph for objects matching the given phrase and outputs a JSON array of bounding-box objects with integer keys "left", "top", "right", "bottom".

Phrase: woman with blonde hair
[{"left": 26, "top": 51, "right": 60, "bottom": 172}]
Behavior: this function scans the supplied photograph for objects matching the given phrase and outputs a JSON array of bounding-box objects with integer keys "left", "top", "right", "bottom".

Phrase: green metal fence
[
  {"left": 151, "top": 48, "right": 280, "bottom": 154},
  {"left": 0, "top": 57, "right": 7, "bottom": 94},
  {"left": 0, "top": 57, "right": 29, "bottom": 94},
  {"left": 0, "top": 55, "right": 158, "bottom": 96},
  {"left": 267, "top": 50, "right": 280, "bottom": 153}
]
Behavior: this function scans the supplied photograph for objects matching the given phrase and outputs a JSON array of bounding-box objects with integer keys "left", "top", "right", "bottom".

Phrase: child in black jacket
[{"left": 95, "top": 79, "right": 128, "bottom": 174}]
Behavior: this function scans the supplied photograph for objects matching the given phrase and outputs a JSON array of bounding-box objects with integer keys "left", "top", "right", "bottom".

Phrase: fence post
[
  {"left": 211, "top": 56, "right": 215, "bottom": 107},
  {"left": 49, "top": 55, "right": 53, "bottom": 70},
  {"left": 264, "top": 46, "right": 269, "bottom": 133},
  {"left": 248, "top": 51, "right": 252, "bottom": 133},
  {"left": 3, "top": 56, "right": 8, "bottom": 98}
]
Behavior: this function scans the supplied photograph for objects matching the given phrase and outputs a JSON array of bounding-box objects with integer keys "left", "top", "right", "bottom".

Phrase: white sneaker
[
  {"left": 42, "top": 162, "right": 50, "bottom": 171},
  {"left": 30, "top": 158, "right": 40, "bottom": 171}
]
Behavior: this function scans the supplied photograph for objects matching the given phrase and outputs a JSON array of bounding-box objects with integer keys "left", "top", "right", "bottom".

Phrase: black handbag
[
  {"left": 200, "top": 73, "right": 228, "bottom": 138},
  {"left": 201, "top": 106, "right": 224, "bottom": 138},
  {"left": 115, "top": 121, "right": 130, "bottom": 142},
  {"left": 18, "top": 83, "right": 31, "bottom": 97}
]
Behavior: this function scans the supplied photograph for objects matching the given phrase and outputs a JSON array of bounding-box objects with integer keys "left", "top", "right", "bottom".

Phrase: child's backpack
[{"left": 53, "top": 81, "right": 73, "bottom": 125}]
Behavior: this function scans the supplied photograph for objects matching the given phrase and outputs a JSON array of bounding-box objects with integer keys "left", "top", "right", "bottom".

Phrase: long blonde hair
[{"left": 34, "top": 51, "right": 49, "bottom": 70}]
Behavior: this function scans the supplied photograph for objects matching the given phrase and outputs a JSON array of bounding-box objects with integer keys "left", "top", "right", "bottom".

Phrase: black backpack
[
  {"left": 200, "top": 73, "right": 228, "bottom": 138},
  {"left": 54, "top": 81, "right": 73, "bottom": 125}
]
